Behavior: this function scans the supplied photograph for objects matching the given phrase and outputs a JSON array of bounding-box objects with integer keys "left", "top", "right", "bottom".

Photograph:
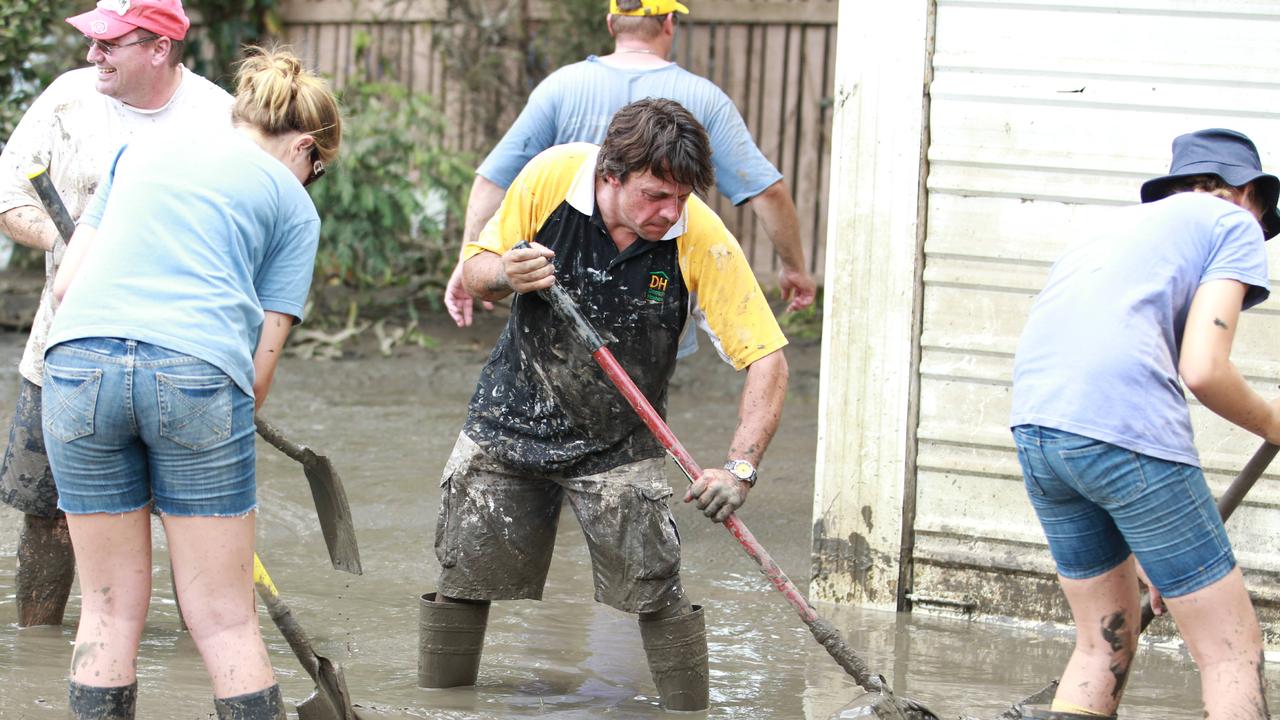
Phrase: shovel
[
  {"left": 255, "top": 416, "right": 362, "bottom": 575},
  {"left": 27, "top": 167, "right": 76, "bottom": 241},
  {"left": 519, "top": 252, "right": 941, "bottom": 719},
  {"left": 992, "top": 440, "right": 1278, "bottom": 720},
  {"left": 254, "top": 553, "right": 365, "bottom": 720}
]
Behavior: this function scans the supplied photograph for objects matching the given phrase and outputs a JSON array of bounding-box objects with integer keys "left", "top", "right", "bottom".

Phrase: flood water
[{"left": 0, "top": 316, "right": 1273, "bottom": 719}]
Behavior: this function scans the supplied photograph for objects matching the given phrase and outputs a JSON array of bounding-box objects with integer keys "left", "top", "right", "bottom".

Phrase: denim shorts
[
  {"left": 1012, "top": 424, "right": 1234, "bottom": 598},
  {"left": 42, "top": 338, "right": 257, "bottom": 517}
]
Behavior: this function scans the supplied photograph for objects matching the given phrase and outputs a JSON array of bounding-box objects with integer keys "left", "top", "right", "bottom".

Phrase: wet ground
[{"left": 0, "top": 313, "right": 1273, "bottom": 719}]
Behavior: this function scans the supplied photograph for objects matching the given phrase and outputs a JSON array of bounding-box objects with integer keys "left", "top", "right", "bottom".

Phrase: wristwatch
[{"left": 724, "top": 459, "right": 758, "bottom": 488}]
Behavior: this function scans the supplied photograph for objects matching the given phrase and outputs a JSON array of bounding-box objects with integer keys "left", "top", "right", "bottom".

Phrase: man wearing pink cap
[{"left": 0, "top": 0, "right": 231, "bottom": 633}]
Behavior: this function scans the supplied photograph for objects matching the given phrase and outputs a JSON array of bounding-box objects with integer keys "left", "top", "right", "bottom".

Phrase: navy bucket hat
[{"left": 1140, "top": 128, "right": 1280, "bottom": 240}]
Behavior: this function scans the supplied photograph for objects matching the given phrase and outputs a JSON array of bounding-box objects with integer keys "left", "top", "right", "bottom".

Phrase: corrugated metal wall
[{"left": 910, "top": 0, "right": 1280, "bottom": 643}]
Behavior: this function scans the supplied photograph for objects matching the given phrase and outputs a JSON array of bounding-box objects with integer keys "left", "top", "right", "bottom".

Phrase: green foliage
[
  {"left": 2, "top": 0, "right": 82, "bottom": 270},
  {"left": 0, "top": 0, "right": 82, "bottom": 150},
  {"left": 776, "top": 288, "right": 824, "bottom": 342},
  {"left": 534, "top": 0, "right": 613, "bottom": 76},
  {"left": 305, "top": 81, "right": 474, "bottom": 319},
  {"left": 433, "top": 0, "right": 612, "bottom": 152},
  {"left": 183, "top": 0, "right": 281, "bottom": 89}
]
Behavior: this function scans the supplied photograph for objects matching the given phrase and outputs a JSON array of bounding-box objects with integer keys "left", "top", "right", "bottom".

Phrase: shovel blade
[
  {"left": 830, "top": 689, "right": 942, "bottom": 720},
  {"left": 302, "top": 452, "right": 362, "bottom": 575},
  {"left": 296, "top": 690, "right": 342, "bottom": 720}
]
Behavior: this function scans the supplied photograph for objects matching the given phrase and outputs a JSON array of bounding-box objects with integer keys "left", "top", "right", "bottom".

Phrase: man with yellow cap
[
  {"left": 442, "top": 0, "right": 816, "bottom": 333},
  {"left": 0, "top": 0, "right": 231, "bottom": 633}
]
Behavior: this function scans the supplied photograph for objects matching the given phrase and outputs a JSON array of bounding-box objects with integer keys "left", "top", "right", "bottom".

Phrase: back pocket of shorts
[
  {"left": 156, "top": 372, "right": 232, "bottom": 451},
  {"left": 42, "top": 366, "right": 102, "bottom": 443},
  {"left": 1058, "top": 441, "right": 1146, "bottom": 505}
]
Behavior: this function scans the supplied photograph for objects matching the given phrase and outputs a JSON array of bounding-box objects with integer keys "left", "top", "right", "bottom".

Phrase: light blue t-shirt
[
  {"left": 1011, "top": 192, "right": 1270, "bottom": 467},
  {"left": 477, "top": 56, "right": 782, "bottom": 205},
  {"left": 48, "top": 127, "right": 320, "bottom": 397}
]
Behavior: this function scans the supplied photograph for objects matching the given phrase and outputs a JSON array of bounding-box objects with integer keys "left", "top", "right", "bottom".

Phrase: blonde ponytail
[{"left": 232, "top": 47, "right": 342, "bottom": 164}]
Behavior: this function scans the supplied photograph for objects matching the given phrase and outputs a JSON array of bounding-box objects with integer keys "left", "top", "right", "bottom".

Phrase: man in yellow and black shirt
[{"left": 422, "top": 99, "right": 789, "bottom": 711}]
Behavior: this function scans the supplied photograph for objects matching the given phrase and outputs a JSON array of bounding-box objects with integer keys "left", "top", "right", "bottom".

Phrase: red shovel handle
[
  {"left": 548, "top": 282, "right": 819, "bottom": 624},
  {"left": 529, "top": 267, "right": 886, "bottom": 692}
]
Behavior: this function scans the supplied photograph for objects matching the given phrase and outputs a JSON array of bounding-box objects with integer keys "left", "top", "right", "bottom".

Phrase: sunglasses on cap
[{"left": 85, "top": 34, "right": 160, "bottom": 56}]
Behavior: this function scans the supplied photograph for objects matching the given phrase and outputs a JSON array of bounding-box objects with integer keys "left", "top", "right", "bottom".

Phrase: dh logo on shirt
[{"left": 646, "top": 271, "right": 669, "bottom": 304}]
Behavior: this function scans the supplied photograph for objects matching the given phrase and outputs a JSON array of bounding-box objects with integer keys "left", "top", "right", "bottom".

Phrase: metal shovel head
[
  {"left": 301, "top": 449, "right": 362, "bottom": 575},
  {"left": 830, "top": 688, "right": 941, "bottom": 720},
  {"left": 296, "top": 689, "right": 339, "bottom": 720},
  {"left": 295, "top": 655, "right": 362, "bottom": 720}
]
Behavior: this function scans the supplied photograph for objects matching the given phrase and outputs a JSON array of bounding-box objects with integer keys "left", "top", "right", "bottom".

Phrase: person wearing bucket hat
[
  {"left": 1140, "top": 128, "right": 1280, "bottom": 240},
  {"left": 1009, "top": 129, "right": 1274, "bottom": 719},
  {"left": 442, "top": 0, "right": 816, "bottom": 332},
  {"left": 0, "top": 0, "right": 229, "bottom": 640}
]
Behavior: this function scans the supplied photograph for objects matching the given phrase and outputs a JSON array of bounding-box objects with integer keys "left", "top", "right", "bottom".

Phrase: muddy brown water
[{"left": 0, "top": 317, "right": 1271, "bottom": 719}]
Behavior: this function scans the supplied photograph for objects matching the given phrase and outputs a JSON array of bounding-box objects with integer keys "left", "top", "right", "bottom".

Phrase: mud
[
  {"left": 16, "top": 514, "right": 74, "bottom": 627},
  {"left": 0, "top": 316, "right": 1275, "bottom": 719},
  {"left": 67, "top": 680, "right": 137, "bottom": 719}
]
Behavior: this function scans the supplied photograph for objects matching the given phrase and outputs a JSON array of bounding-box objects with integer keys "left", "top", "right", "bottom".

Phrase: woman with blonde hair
[{"left": 43, "top": 47, "right": 340, "bottom": 720}]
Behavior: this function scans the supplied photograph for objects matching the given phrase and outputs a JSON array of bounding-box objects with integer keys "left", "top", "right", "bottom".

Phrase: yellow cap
[{"left": 609, "top": 0, "right": 690, "bottom": 16}]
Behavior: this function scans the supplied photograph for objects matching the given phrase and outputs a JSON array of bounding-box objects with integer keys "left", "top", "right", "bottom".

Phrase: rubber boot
[
  {"left": 68, "top": 681, "right": 137, "bottom": 719},
  {"left": 213, "top": 684, "right": 286, "bottom": 720},
  {"left": 639, "top": 604, "right": 709, "bottom": 711},
  {"left": 1022, "top": 707, "right": 1117, "bottom": 720},
  {"left": 418, "top": 592, "right": 489, "bottom": 688}
]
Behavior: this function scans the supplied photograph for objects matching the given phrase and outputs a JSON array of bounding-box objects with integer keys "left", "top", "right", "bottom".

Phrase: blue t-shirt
[
  {"left": 1011, "top": 192, "right": 1270, "bottom": 467},
  {"left": 48, "top": 127, "right": 320, "bottom": 397},
  {"left": 477, "top": 56, "right": 782, "bottom": 205}
]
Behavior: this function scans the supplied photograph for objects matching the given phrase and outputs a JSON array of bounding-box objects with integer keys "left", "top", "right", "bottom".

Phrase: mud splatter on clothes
[
  {"left": 0, "top": 379, "right": 57, "bottom": 516},
  {"left": 0, "top": 66, "right": 232, "bottom": 389},
  {"left": 461, "top": 144, "right": 786, "bottom": 478}
]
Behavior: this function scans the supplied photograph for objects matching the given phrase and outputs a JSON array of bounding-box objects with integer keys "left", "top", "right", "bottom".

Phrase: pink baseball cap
[{"left": 67, "top": 0, "right": 191, "bottom": 41}]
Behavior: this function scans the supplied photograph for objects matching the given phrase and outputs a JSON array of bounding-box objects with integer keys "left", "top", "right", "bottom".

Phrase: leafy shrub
[
  {"left": 2, "top": 0, "right": 82, "bottom": 270},
  {"left": 305, "top": 81, "right": 474, "bottom": 320},
  {"left": 183, "top": 0, "right": 281, "bottom": 89},
  {"left": 0, "top": 0, "right": 81, "bottom": 149}
]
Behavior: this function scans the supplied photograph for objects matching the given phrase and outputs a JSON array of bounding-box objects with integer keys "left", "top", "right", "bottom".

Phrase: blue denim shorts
[
  {"left": 42, "top": 338, "right": 257, "bottom": 517},
  {"left": 1012, "top": 425, "right": 1235, "bottom": 598}
]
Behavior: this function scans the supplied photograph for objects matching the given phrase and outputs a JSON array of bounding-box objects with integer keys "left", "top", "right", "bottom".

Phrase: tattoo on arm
[{"left": 1214, "top": 318, "right": 1229, "bottom": 330}]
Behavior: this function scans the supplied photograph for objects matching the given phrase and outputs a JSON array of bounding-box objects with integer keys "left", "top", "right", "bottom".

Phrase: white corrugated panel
[{"left": 912, "top": 0, "right": 1280, "bottom": 642}]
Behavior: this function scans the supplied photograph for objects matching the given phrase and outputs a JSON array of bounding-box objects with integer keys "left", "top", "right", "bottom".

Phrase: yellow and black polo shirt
[{"left": 462, "top": 143, "right": 787, "bottom": 477}]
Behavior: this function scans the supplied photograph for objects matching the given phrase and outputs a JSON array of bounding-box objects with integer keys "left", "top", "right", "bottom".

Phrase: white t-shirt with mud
[{"left": 0, "top": 66, "right": 233, "bottom": 386}]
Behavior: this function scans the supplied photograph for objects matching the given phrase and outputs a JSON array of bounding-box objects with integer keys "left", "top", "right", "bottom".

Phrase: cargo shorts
[
  {"left": 434, "top": 433, "right": 685, "bottom": 614},
  {"left": 0, "top": 378, "right": 59, "bottom": 518}
]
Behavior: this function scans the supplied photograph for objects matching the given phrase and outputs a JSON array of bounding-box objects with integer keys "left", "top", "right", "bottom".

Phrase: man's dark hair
[{"left": 596, "top": 98, "right": 713, "bottom": 194}]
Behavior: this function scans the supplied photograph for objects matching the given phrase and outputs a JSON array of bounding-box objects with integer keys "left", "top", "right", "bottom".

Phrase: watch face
[{"left": 729, "top": 460, "right": 753, "bottom": 480}]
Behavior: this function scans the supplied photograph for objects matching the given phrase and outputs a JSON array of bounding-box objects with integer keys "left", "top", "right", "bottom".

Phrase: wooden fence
[{"left": 277, "top": 0, "right": 838, "bottom": 281}]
